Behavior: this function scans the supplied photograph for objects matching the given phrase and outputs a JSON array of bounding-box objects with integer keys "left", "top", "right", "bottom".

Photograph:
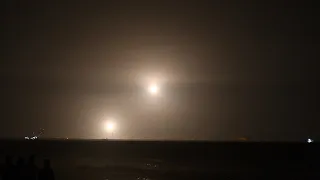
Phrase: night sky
[{"left": 1, "top": 1, "right": 318, "bottom": 140}]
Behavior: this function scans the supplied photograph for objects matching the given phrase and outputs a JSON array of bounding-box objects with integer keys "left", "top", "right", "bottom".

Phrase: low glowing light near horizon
[
  {"left": 148, "top": 84, "right": 159, "bottom": 95},
  {"left": 105, "top": 121, "right": 115, "bottom": 133}
]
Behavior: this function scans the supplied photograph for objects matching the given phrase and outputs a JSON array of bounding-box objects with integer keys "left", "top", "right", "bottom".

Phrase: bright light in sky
[
  {"left": 105, "top": 121, "right": 115, "bottom": 133},
  {"left": 148, "top": 84, "right": 159, "bottom": 95}
]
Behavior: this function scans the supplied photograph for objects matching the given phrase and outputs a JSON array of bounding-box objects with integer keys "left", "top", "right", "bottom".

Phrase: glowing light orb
[
  {"left": 148, "top": 84, "right": 159, "bottom": 95},
  {"left": 105, "top": 121, "right": 115, "bottom": 132}
]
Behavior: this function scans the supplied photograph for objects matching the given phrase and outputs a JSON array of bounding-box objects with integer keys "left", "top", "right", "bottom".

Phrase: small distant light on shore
[{"left": 307, "top": 139, "right": 313, "bottom": 143}]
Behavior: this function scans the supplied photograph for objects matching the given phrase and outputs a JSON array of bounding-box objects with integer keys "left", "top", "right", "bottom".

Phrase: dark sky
[{"left": 1, "top": 1, "right": 318, "bottom": 140}]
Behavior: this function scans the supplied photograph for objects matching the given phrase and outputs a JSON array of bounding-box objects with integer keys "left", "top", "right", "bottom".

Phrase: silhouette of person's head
[
  {"left": 5, "top": 155, "right": 13, "bottom": 165},
  {"left": 17, "top": 157, "right": 25, "bottom": 166},
  {"left": 43, "top": 159, "right": 51, "bottom": 169},
  {"left": 28, "top": 155, "right": 36, "bottom": 165}
]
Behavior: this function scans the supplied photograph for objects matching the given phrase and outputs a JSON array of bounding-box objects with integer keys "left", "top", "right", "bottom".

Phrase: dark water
[{"left": 1, "top": 140, "right": 320, "bottom": 180}]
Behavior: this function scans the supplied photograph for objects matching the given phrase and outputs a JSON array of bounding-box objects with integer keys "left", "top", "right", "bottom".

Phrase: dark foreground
[{"left": 1, "top": 140, "right": 319, "bottom": 180}]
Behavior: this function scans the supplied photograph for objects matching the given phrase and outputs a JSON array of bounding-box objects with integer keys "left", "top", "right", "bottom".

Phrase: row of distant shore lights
[
  {"left": 25, "top": 136, "right": 38, "bottom": 140},
  {"left": 24, "top": 136, "right": 315, "bottom": 143}
]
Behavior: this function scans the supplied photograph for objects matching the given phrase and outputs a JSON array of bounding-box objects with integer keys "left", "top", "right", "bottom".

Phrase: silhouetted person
[
  {"left": 25, "top": 155, "right": 38, "bottom": 180},
  {"left": 2, "top": 155, "right": 16, "bottom": 180},
  {"left": 16, "top": 157, "right": 27, "bottom": 180},
  {"left": 38, "top": 159, "right": 54, "bottom": 180}
]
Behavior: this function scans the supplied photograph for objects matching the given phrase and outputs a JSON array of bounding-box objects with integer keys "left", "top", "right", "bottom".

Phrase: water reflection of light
[{"left": 136, "top": 177, "right": 151, "bottom": 180}]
